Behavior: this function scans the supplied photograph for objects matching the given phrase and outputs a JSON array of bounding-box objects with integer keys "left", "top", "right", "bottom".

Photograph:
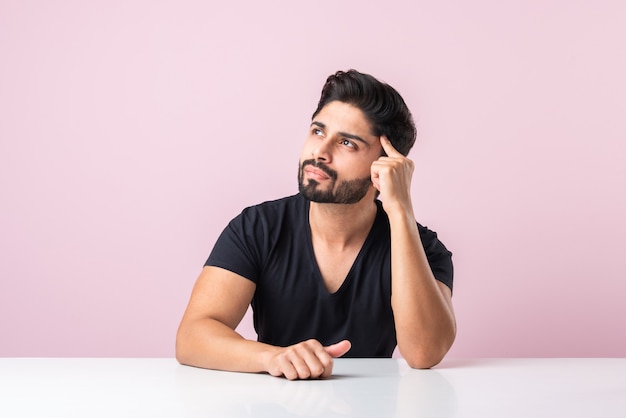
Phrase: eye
[
  {"left": 312, "top": 128, "right": 324, "bottom": 136},
  {"left": 340, "top": 138, "right": 356, "bottom": 148}
]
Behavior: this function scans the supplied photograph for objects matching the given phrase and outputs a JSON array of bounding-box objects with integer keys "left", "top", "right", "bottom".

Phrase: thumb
[{"left": 324, "top": 340, "right": 351, "bottom": 358}]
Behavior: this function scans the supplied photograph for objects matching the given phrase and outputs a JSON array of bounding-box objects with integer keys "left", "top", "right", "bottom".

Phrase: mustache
[{"left": 300, "top": 159, "right": 337, "bottom": 180}]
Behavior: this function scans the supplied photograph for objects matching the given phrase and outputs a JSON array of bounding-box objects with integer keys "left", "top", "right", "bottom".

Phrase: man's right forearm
[
  {"left": 175, "top": 317, "right": 277, "bottom": 373},
  {"left": 176, "top": 318, "right": 350, "bottom": 379}
]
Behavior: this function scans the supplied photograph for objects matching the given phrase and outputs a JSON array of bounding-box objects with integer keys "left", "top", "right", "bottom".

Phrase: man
[{"left": 176, "top": 69, "right": 455, "bottom": 380}]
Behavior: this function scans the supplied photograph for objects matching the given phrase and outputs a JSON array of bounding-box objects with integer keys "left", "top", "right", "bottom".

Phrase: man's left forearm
[{"left": 388, "top": 209, "right": 456, "bottom": 369}]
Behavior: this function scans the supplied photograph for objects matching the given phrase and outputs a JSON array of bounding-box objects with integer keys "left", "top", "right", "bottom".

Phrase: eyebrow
[{"left": 311, "top": 121, "right": 370, "bottom": 146}]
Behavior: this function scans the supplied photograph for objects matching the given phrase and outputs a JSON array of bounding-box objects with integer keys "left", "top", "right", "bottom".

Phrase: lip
[{"left": 304, "top": 166, "right": 330, "bottom": 180}]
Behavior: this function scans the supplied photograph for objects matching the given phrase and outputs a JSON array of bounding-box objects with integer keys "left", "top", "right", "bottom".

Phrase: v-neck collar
[{"left": 303, "top": 197, "right": 384, "bottom": 296}]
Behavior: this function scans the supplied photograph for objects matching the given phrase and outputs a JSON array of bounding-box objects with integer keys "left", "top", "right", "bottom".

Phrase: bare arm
[
  {"left": 371, "top": 137, "right": 456, "bottom": 368},
  {"left": 176, "top": 266, "right": 351, "bottom": 379}
]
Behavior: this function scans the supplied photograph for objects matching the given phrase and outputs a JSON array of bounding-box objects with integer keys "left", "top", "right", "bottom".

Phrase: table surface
[{"left": 1, "top": 358, "right": 624, "bottom": 417}]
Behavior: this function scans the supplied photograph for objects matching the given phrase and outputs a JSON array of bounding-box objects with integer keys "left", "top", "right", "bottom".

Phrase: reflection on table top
[{"left": 1, "top": 358, "right": 624, "bottom": 417}]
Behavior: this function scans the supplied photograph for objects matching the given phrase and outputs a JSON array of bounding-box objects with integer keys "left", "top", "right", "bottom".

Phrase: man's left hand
[{"left": 371, "top": 136, "right": 415, "bottom": 215}]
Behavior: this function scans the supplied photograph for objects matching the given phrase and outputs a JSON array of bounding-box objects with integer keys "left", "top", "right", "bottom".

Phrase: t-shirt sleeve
[
  {"left": 204, "top": 209, "right": 262, "bottom": 283},
  {"left": 418, "top": 224, "right": 454, "bottom": 293}
]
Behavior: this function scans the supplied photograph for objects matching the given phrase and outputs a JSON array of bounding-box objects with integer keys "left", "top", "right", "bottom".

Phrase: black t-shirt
[{"left": 206, "top": 194, "right": 453, "bottom": 357}]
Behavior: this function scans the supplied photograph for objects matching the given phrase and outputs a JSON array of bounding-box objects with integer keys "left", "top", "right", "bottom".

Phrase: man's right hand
[{"left": 265, "top": 339, "right": 351, "bottom": 380}]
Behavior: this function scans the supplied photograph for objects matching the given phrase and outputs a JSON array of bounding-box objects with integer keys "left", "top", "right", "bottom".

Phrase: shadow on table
[{"left": 435, "top": 358, "right": 501, "bottom": 369}]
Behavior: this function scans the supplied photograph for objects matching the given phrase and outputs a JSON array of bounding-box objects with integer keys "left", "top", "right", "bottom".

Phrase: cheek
[
  {"left": 334, "top": 159, "right": 371, "bottom": 181},
  {"left": 300, "top": 137, "right": 315, "bottom": 157},
  {"left": 358, "top": 155, "right": 379, "bottom": 174}
]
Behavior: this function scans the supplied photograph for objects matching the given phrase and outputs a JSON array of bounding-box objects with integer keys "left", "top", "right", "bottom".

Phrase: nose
[{"left": 312, "top": 138, "right": 332, "bottom": 163}]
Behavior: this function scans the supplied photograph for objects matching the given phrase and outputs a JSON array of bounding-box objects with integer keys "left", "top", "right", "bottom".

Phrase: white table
[{"left": 1, "top": 358, "right": 624, "bottom": 417}]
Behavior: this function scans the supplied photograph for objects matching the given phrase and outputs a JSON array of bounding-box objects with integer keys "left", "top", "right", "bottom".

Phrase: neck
[{"left": 308, "top": 192, "right": 378, "bottom": 247}]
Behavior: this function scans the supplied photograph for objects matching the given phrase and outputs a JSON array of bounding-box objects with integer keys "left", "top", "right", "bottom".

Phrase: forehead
[{"left": 313, "top": 101, "right": 373, "bottom": 134}]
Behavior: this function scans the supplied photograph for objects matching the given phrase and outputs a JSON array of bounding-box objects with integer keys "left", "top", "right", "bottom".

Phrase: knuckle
[{"left": 310, "top": 365, "right": 324, "bottom": 377}]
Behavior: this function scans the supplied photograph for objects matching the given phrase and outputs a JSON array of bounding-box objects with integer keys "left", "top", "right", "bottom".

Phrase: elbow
[
  {"left": 175, "top": 342, "right": 197, "bottom": 368},
  {"left": 404, "top": 352, "right": 445, "bottom": 369},
  {"left": 175, "top": 344, "right": 188, "bottom": 366},
  {"left": 400, "top": 335, "right": 456, "bottom": 369},
  {"left": 175, "top": 326, "right": 192, "bottom": 366},
  {"left": 175, "top": 341, "right": 186, "bottom": 366}
]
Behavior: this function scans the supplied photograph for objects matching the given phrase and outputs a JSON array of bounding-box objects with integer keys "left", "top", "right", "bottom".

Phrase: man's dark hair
[{"left": 312, "top": 69, "right": 417, "bottom": 156}]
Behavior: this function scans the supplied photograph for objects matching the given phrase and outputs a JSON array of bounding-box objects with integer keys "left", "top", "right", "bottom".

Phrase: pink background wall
[{"left": 1, "top": 1, "right": 625, "bottom": 358}]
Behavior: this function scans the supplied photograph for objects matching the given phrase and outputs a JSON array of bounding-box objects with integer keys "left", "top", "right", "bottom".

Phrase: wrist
[
  {"left": 257, "top": 344, "right": 280, "bottom": 373},
  {"left": 384, "top": 203, "right": 415, "bottom": 225}
]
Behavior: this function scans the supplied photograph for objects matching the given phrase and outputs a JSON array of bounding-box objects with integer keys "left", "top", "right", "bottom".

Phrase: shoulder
[
  {"left": 207, "top": 195, "right": 307, "bottom": 276},
  {"left": 417, "top": 223, "right": 452, "bottom": 257},
  {"left": 229, "top": 194, "right": 308, "bottom": 234},
  {"left": 240, "top": 194, "right": 307, "bottom": 217}
]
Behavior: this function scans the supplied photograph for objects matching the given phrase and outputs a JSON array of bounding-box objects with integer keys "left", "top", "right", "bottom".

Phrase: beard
[{"left": 298, "top": 159, "right": 372, "bottom": 204}]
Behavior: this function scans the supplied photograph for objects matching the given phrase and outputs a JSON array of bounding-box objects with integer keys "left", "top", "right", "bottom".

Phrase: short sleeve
[
  {"left": 418, "top": 224, "right": 454, "bottom": 292},
  {"left": 204, "top": 210, "right": 262, "bottom": 283}
]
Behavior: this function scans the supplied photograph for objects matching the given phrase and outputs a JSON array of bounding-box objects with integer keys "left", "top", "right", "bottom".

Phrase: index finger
[{"left": 380, "top": 135, "right": 402, "bottom": 157}]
